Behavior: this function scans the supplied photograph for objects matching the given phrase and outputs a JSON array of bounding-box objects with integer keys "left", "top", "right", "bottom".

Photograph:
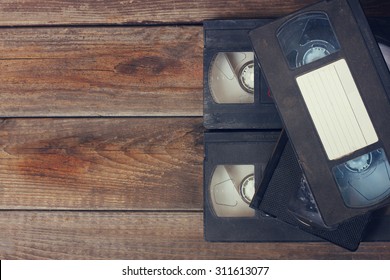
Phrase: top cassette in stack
[
  {"left": 204, "top": 19, "right": 282, "bottom": 129},
  {"left": 249, "top": 0, "right": 390, "bottom": 226}
]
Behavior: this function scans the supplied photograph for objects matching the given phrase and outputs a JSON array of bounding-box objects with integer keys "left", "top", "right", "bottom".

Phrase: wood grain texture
[
  {"left": 0, "top": 211, "right": 389, "bottom": 260},
  {"left": 0, "top": 0, "right": 388, "bottom": 26},
  {"left": 0, "top": 118, "right": 203, "bottom": 210},
  {"left": 0, "top": 26, "right": 203, "bottom": 117},
  {"left": 1, "top": 0, "right": 389, "bottom": 261}
]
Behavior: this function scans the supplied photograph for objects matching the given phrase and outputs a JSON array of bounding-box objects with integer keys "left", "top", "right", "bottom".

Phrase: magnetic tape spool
[
  {"left": 277, "top": 12, "right": 340, "bottom": 69},
  {"left": 239, "top": 174, "right": 255, "bottom": 204},
  {"left": 334, "top": 149, "right": 390, "bottom": 208},
  {"left": 209, "top": 165, "right": 255, "bottom": 218},
  {"left": 297, "top": 39, "right": 336, "bottom": 66},
  {"left": 209, "top": 52, "right": 255, "bottom": 104},
  {"left": 344, "top": 153, "right": 372, "bottom": 173}
]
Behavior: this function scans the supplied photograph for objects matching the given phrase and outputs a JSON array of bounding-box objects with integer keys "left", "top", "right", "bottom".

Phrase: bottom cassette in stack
[
  {"left": 204, "top": 130, "right": 390, "bottom": 248},
  {"left": 202, "top": 16, "right": 390, "bottom": 250},
  {"left": 203, "top": 131, "right": 319, "bottom": 242}
]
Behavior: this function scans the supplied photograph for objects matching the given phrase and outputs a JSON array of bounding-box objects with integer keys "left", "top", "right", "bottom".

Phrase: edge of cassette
[
  {"left": 367, "top": 17, "right": 390, "bottom": 94},
  {"left": 203, "top": 130, "right": 319, "bottom": 242},
  {"left": 250, "top": 131, "right": 372, "bottom": 251},
  {"left": 249, "top": 0, "right": 390, "bottom": 226},
  {"left": 203, "top": 19, "right": 282, "bottom": 130}
]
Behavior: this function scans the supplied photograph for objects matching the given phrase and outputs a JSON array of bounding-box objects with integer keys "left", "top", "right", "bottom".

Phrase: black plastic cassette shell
[
  {"left": 203, "top": 130, "right": 390, "bottom": 244},
  {"left": 249, "top": 0, "right": 390, "bottom": 225},
  {"left": 204, "top": 131, "right": 320, "bottom": 242},
  {"left": 203, "top": 19, "right": 282, "bottom": 130},
  {"left": 367, "top": 17, "right": 390, "bottom": 102},
  {"left": 251, "top": 131, "right": 372, "bottom": 251}
]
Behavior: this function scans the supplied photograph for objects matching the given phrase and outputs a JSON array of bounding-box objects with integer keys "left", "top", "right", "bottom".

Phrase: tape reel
[
  {"left": 209, "top": 52, "right": 255, "bottom": 104},
  {"left": 209, "top": 165, "right": 255, "bottom": 217},
  {"left": 333, "top": 149, "right": 390, "bottom": 208},
  {"left": 277, "top": 12, "right": 340, "bottom": 69}
]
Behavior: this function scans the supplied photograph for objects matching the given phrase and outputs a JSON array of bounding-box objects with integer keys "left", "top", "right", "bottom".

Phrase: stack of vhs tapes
[{"left": 203, "top": 0, "right": 390, "bottom": 251}]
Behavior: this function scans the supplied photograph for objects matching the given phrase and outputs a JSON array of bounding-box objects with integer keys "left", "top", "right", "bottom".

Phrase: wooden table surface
[{"left": 1, "top": 0, "right": 390, "bottom": 260}]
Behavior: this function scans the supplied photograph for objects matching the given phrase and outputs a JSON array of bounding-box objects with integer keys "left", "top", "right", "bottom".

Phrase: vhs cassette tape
[
  {"left": 251, "top": 131, "right": 390, "bottom": 250},
  {"left": 203, "top": 19, "right": 282, "bottom": 130},
  {"left": 250, "top": 131, "right": 372, "bottom": 251},
  {"left": 249, "top": 0, "right": 390, "bottom": 226},
  {"left": 204, "top": 131, "right": 319, "bottom": 241}
]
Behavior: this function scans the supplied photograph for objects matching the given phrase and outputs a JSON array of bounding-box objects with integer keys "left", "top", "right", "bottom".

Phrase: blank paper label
[{"left": 296, "top": 59, "right": 378, "bottom": 160}]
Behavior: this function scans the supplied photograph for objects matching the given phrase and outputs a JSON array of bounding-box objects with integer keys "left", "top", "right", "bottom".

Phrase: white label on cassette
[{"left": 296, "top": 59, "right": 378, "bottom": 160}]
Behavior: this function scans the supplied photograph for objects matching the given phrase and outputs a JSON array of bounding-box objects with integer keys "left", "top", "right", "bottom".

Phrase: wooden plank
[
  {"left": 0, "top": 118, "right": 203, "bottom": 210},
  {"left": 0, "top": 211, "right": 389, "bottom": 259},
  {"left": 0, "top": 26, "right": 203, "bottom": 117},
  {"left": 0, "top": 0, "right": 388, "bottom": 26}
]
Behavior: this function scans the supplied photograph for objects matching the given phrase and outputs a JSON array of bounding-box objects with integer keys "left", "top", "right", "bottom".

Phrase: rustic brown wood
[
  {"left": 0, "top": 0, "right": 388, "bottom": 26},
  {"left": 0, "top": 211, "right": 389, "bottom": 259},
  {"left": 0, "top": 26, "right": 203, "bottom": 117},
  {"left": 0, "top": 0, "right": 389, "bottom": 261},
  {"left": 0, "top": 118, "right": 203, "bottom": 210}
]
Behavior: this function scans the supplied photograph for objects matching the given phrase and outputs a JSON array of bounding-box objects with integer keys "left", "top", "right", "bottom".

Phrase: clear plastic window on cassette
[
  {"left": 209, "top": 165, "right": 255, "bottom": 217},
  {"left": 209, "top": 52, "right": 255, "bottom": 104},
  {"left": 277, "top": 12, "right": 340, "bottom": 69},
  {"left": 333, "top": 149, "right": 390, "bottom": 208}
]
